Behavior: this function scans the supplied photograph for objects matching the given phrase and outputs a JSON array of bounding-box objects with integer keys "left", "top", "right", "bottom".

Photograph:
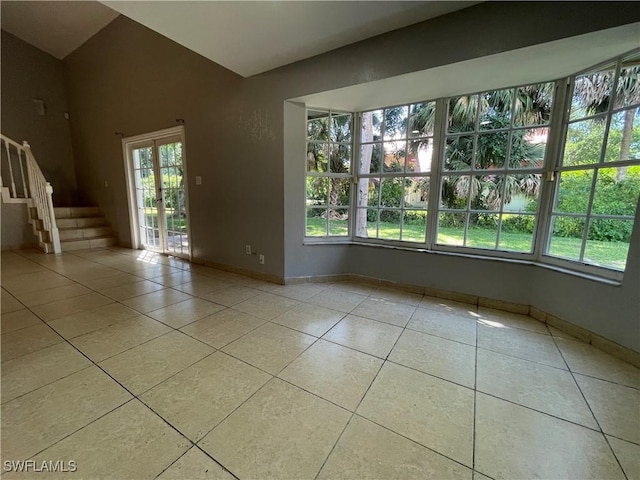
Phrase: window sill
[{"left": 302, "top": 237, "right": 623, "bottom": 286}]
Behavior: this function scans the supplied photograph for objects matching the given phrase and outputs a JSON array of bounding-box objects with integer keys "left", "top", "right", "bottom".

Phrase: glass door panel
[{"left": 158, "top": 139, "right": 189, "bottom": 257}]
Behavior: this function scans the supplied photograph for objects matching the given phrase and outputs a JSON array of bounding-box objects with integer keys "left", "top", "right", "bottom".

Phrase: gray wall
[
  {"left": 1, "top": 203, "right": 37, "bottom": 250},
  {"left": 62, "top": 3, "right": 640, "bottom": 351},
  {"left": 1, "top": 30, "right": 77, "bottom": 206}
]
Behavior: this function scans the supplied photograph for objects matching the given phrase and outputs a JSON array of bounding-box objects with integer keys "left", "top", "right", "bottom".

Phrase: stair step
[
  {"left": 54, "top": 206, "right": 101, "bottom": 219},
  {"left": 59, "top": 226, "right": 113, "bottom": 241},
  {"left": 57, "top": 217, "right": 108, "bottom": 228},
  {"left": 60, "top": 235, "right": 118, "bottom": 252}
]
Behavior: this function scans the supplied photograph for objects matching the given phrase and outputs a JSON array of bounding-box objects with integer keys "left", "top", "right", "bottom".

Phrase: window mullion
[{"left": 427, "top": 98, "right": 447, "bottom": 249}]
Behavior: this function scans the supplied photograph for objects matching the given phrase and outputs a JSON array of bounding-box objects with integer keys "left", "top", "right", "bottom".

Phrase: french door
[{"left": 124, "top": 127, "right": 190, "bottom": 258}]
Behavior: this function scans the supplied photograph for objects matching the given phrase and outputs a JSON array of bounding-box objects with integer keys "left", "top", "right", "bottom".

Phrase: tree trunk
[
  {"left": 356, "top": 113, "right": 374, "bottom": 237},
  {"left": 616, "top": 108, "right": 635, "bottom": 182}
]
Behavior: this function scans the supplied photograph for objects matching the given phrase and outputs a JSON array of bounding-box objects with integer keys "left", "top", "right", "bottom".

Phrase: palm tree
[{"left": 572, "top": 59, "right": 640, "bottom": 181}]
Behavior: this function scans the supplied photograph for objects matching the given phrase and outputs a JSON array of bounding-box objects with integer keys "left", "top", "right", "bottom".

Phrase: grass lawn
[{"left": 306, "top": 217, "right": 628, "bottom": 270}]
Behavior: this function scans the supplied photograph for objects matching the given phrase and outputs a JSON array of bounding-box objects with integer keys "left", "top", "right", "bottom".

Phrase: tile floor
[{"left": 1, "top": 247, "right": 639, "bottom": 479}]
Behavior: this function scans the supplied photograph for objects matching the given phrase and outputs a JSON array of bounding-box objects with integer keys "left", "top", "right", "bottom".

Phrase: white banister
[{"left": 1, "top": 134, "right": 61, "bottom": 254}]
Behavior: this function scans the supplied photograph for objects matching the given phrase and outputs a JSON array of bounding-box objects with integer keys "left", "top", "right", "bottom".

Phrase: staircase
[{"left": 55, "top": 207, "right": 118, "bottom": 252}]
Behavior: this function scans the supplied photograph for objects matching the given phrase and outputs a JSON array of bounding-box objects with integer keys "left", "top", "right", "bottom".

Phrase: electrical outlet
[
  {"left": 259, "top": 254, "right": 265, "bottom": 265},
  {"left": 245, "top": 245, "right": 251, "bottom": 255}
]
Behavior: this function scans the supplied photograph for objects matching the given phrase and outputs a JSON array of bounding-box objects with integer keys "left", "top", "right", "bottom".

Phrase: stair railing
[{"left": 1, "top": 134, "right": 61, "bottom": 253}]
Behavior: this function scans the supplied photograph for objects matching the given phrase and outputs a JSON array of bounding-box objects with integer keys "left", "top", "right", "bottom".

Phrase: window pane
[
  {"left": 355, "top": 177, "right": 380, "bottom": 209},
  {"left": 467, "top": 213, "right": 498, "bottom": 249},
  {"left": 330, "top": 144, "right": 351, "bottom": 173},
  {"left": 614, "top": 53, "right": 640, "bottom": 110},
  {"left": 384, "top": 106, "right": 408, "bottom": 140},
  {"left": 548, "top": 215, "right": 585, "bottom": 261},
  {"left": 470, "top": 175, "right": 502, "bottom": 211},
  {"left": 380, "top": 178, "right": 403, "bottom": 207},
  {"left": 409, "top": 102, "right": 435, "bottom": 137},
  {"left": 570, "top": 65, "right": 615, "bottom": 120},
  {"left": 330, "top": 113, "right": 352, "bottom": 142},
  {"left": 584, "top": 219, "right": 633, "bottom": 270},
  {"left": 328, "top": 208, "right": 349, "bottom": 236},
  {"left": 402, "top": 211, "right": 426, "bottom": 242},
  {"left": 503, "top": 174, "right": 541, "bottom": 213},
  {"left": 361, "top": 208, "right": 379, "bottom": 238},
  {"left": 437, "top": 212, "right": 465, "bottom": 246},
  {"left": 513, "top": 83, "right": 554, "bottom": 126},
  {"left": 404, "top": 177, "right": 429, "bottom": 209},
  {"left": 408, "top": 140, "right": 433, "bottom": 172},
  {"left": 360, "top": 143, "right": 382, "bottom": 174},
  {"left": 563, "top": 117, "right": 605, "bottom": 166},
  {"left": 441, "top": 176, "right": 469, "bottom": 210},
  {"left": 475, "top": 132, "right": 508, "bottom": 169},
  {"left": 361, "top": 110, "right": 382, "bottom": 142},
  {"left": 329, "top": 179, "right": 350, "bottom": 207},
  {"left": 500, "top": 214, "right": 535, "bottom": 252},
  {"left": 306, "top": 208, "right": 327, "bottom": 236},
  {"left": 448, "top": 95, "right": 478, "bottom": 133},
  {"left": 605, "top": 107, "right": 639, "bottom": 162},
  {"left": 554, "top": 171, "right": 593, "bottom": 214},
  {"left": 378, "top": 210, "right": 401, "bottom": 240},
  {"left": 383, "top": 141, "right": 406, "bottom": 172},
  {"left": 307, "top": 111, "right": 329, "bottom": 141},
  {"left": 307, "top": 143, "right": 328, "bottom": 172},
  {"left": 479, "top": 89, "right": 512, "bottom": 130},
  {"left": 444, "top": 136, "right": 473, "bottom": 171},
  {"left": 306, "top": 177, "right": 328, "bottom": 206},
  {"left": 510, "top": 128, "right": 548, "bottom": 169},
  {"left": 592, "top": 167, "right": 640, "bottom": 215}
]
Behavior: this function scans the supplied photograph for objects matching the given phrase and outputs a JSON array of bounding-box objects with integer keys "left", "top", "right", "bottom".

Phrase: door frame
[{"left": 121, "top": 125, "right": 192, "bottom": 259}]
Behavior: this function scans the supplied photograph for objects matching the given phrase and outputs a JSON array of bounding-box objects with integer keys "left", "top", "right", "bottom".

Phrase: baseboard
[{"left": 195, "top": 257, "right": 284, "bottom": 285}]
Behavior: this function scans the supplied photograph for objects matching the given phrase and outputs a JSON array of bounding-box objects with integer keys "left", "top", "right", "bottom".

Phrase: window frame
[{"left": 303, "top": 48, "right": 640, "bottom": 281}]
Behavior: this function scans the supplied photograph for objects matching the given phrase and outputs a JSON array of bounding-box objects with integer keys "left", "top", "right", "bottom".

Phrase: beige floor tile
[
  {"left": 308, "top": 289, "right": 367, "bottom": 313},
  {"left": 322, "top": 314, "right": 403, "bottom": 359},
  {"left": 262, "top": 284, "right": 327, "bottom": 301},
  {"left": 389, "top": 330, "right": 476, "bottom": 388},
  {"left": 70, "top": 316, "right": 172, "bottom": 362},
  {"left": 199, "top": 379, "right": 351, "bottom": 479},
  {"left": 477, "top": 324, "right": 566, "bottom": 368},
  {"left": 327, "top": 281, "right": 378, "bottom": 296},
  {"left": 556, "top": 337, "right": 640, "bottom": 389},
  {"left": 11, "top": 400, "right": 191, "bottom": 479},
  {"left": 13, "top": 283, "right": 91, "bottom": 307},
  {"left": 575, "top": 374, "right": 640, "bottom": 444},
  {"left": 419, "top": 296, "right": 477, "bottom": 318},
  {"left": 370, "top": 286, "right": 423, "bottom": 306},
  {"left": 99, "top": 280, "right": 165, "bottom": 300},
  {"left": 201, "top": 286, "right": 262, "bottom": 307},
  {"left": 222, "top": 322, "right": 316, "bottom": 374},
  {"left": 607, "top": 435, "right": 640, "bottom": 480},
  {"left": 149, "top": 270, "right": 205, "bottom": 287},
  {"left": 121, "top": 288, "right": 191, "bottom": 313},
  {"left": 475, "top": 392, "right": 625, "bottom": 480},
  {"left": 140, "top": 351, "right": 270, "bottom": 441},
  {"left": 1, "top": 323, "right": 63, "bottom": 362},
  {"left": 407, "top": 307, "right": 477, "bottom": 346},
  {"left": 30, "top": 292, "right": 114, "bottom": 321},
  {"left": 279, "top": 340, "right": 382, "bottom": 410},
  {"left": 80, "top": 272, "right": 144, "bottom": 290},
  {"left": 351, "top": 297, "right": 416, "bottom": 327},
  {"left": 1, "top": 366, "right": 132, "bottom": 461},
  {"left": 477, "top": 307, "right": 548, "bottom": 335},
  {"left": 1, "top": 309, "right": 41, "bottom": 334},
  {"left": 157, "top": 447, "right": 235, "bottom": 480},
  {"left": 476, "top": 349, "right": 598, "bottom": 428},
  {"left": 233, "top": 292, "right": 301, "bottom": 320},
  {"left": 47, "top": 303, "right": 141, "bottom": 339},
  {"left": 100, "top": 331, "right": 214, "bottom": 395},
  {"left": 148, "top": 297, "right": 225, "bottom": 328},
  {"left": 2, "top": 270, "right": 75, "bottom": 294},
  {"left": 318, "top": 415, "right": 472, "bottom": 480},
  {"left": 1, "top": 342, "right": 92, "bottom": 403},
  {"left": 173, "top": 277, "right": 230, "bottom": 296},
  {"left": 271, "top": 303, "right": 345, "bottom": 337},
  {"left": 1, "top": 289, "right": 24, "bottom": 314},
  {"left": 180, "top": 309, "right": 266, "bottom": 348},
  {"left": 357, "top": 362, "right": 474, "bottom": 466},
  {"left": 473, "top": 472, "right": 493, "bottom": 480}
]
